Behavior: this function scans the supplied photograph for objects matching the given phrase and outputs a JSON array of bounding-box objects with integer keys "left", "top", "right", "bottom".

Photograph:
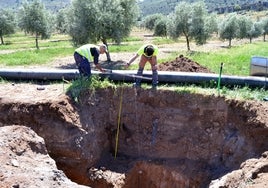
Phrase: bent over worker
[
  {"left": 74, "top": 44, "right": 107, "bottom": 76},
  {"left": 126, "top": 44, "right": 158, "bottom": 89}
]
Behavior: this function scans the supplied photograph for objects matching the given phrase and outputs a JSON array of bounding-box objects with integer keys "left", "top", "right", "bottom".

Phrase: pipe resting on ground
[{"left": 0, "top": 68, "right": 267, "bottom": 88}]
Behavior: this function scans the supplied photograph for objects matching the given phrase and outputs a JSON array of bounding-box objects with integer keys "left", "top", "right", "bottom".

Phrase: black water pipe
[{"left": 0, "top": 68, "right": 267, "bottom": 88}]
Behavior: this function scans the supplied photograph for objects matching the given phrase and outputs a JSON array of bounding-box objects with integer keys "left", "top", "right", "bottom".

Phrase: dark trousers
[{"left": 74, "top": 52, "right": 91, "bottom": 77}]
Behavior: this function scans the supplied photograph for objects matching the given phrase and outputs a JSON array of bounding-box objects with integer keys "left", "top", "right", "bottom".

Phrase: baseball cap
[{"left": 144, "top": 45, "right": 154, "bottom": 57}]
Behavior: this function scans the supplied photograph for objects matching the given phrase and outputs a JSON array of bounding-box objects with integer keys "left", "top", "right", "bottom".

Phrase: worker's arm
[
  {"left": 126, "top": 54, "right": 139, "bottom": 67},
  {"left": 91, "top": 48, "right": 104, "bottom": 72},
  {"left": 95, "top": 64, "right": 104, "bottom": 72}
]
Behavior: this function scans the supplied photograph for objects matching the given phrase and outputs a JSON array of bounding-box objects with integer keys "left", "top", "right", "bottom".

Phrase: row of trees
[
  {"left": 142, "top": 1, "right": 268, "bottom": 51},
  {"left": 139, "top": 0, "right": 268, "bottom": 17},
  {"left": 0, "top": 0, "right": 139, "bottom": 50},
  {"left": 1, "top": 0, "right": 268, "bottom": 52}
]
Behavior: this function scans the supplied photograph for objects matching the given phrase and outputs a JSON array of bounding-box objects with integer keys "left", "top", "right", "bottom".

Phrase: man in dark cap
[{"left": 126, "top": 44, "right": 159, "bottom": 89}]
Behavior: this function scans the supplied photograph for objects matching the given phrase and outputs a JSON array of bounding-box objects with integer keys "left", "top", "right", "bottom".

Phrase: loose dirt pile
[{"left": 158, "top": 55, "right": 213, "bottom": 73}]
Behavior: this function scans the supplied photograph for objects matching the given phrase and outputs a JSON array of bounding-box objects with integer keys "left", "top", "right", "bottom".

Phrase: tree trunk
[
  {"left": 186, "top": 36, "right": 191, "bottom": 51},
  {"left": 250, "top": 37, "right": 252, "bottom": 43},
  {"left": 228, "top": 39, "right": 232, "bottom": 47},
  {"left": 102, "top": 39, "right": 111, "bottom": 62},
  {"left": 35, "top": 34, "right": 39, "bottom": 50},
  {"left": 264, "top": 34, "right": 266, "bottom": 42},
  {"left": 0, "top": 35, "right": 4, "bottom": 45}
]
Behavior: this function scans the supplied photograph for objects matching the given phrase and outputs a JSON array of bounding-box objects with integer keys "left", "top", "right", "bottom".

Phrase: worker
[
  {"left": 126, "top": 44, "right": 159, "bottom": 89},
  {"left": 74, "top": 44, "right": 107, "bottom": 76}
]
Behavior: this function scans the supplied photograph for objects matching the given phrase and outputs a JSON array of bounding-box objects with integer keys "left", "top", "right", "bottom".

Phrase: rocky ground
[{"left": 0, "top": 43, "right": 268, "bottom": 187}]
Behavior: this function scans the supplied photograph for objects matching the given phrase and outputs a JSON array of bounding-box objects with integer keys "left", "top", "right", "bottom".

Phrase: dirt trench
[{"left": 0, "top": 86, "right": 268, "bottom": 188}]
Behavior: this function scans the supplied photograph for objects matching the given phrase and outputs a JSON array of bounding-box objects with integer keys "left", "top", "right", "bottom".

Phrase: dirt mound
[
  {"left": 158, "top": 55, "right": 213, "bottom": 73},
  {"left": 210, "top": 151, "right": 268, "bottom": 187}
]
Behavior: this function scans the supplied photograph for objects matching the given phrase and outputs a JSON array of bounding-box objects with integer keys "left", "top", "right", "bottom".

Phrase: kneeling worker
[
  {"left": 126, "top": 44, "right": 159, "bottom": 89},
  {"left": 74, "top": 44, "right": 107, "bottom": 76}
]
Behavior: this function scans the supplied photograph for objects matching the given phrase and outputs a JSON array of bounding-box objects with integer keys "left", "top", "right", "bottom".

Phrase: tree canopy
[
  {"left": 218, "top": 13, "right": 239, "bottom": 47},
  {"left": 68, "top": 0, "right": 139, "bottom": 47},
  {"left": 0, "top": 8, "right": 16, "bottom": 45},
  {"left": 55, "top": 8, "right": 69, "bottom": 34},
  {"left": 154, "top": 17, "right": 168, "bottom": 37},
  {"left": 260, "top": 17, "right": 268, "bottom": 41},
  {"left": 167, "top": 1, "right": 211, "bottom": 51},
  {"left": 18, "top": 0, "right": 52, "bottom": 49},
  {"left": 143, "top": 14, "right": 164, "bottom": 31}
]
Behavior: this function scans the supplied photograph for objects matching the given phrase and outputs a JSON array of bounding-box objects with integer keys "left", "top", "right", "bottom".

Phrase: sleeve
[
  {"left": 91, "top": 48, "right": 100, "bottom": 65},
  {"left": 137, "top": 45, "right": 146, "bottom": 56}
]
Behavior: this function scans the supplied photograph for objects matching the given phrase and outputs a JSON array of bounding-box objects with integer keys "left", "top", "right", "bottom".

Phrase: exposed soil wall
[
  {"left": 0, "top": 125, "right": 88, "bottom": 188},
  {"left": 0, "top": 86, "right": 267, "bottom": 187},
  {"left": 78, "top": 87, "right": 268, "bottom": 187}
]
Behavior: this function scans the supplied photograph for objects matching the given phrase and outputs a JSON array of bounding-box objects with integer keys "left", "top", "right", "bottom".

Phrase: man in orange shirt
[{"left": 126, "top": 44, "right": 159, "bottom": 89}]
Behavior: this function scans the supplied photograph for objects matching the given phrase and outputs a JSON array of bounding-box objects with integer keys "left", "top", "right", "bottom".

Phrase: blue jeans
[{"left": 74, "top": 52, "right": 91, "bottom": 77}]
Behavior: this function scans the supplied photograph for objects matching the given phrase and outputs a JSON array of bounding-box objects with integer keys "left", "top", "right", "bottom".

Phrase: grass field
[
  {"left": 0, "top": 30, "right": 267, "bottom": 101},
  {"left": 1, "top": 31, "right": 268, "bottom": 76},
  {"left": 188, "top": 42, "right": 268, "bottom": 76}
]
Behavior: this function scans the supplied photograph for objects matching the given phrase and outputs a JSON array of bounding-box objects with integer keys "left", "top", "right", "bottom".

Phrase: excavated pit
[{"left": 0, "top": 86, "right": 268, "bottom": 187}]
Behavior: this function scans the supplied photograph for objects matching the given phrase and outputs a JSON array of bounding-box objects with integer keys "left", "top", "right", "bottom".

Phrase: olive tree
[
  {"left": 55, "top": 8, "right": 69, "bottom": 34},
  {"left": 237, "top": 15, "right": 261, "bottom": 43},
  {"left": 143, "top": 13, "right": 164, "bottom": 31},
  {"left": 68, "top": 0, "right": 138, "bottom": 47},
  {"left": 167, "top": 1, "right": 211, "bottom": 51},
  {"left": 0, "top": 9, "right": 16, "bottom": 45},
  {"left": 205, "top": 13, "right": 218, "bottom": 35},
  {"left": 18, "top": 0, "right": 51, "bottom": 49},
  {"left": 260, "top": 17, "right": 268, "bottom": 41},
  {"left": 246, "top": 21, "right": 262, "bottom": 43},
  {"left": 237, "top": 15, "right": 252, "bottom": 40},
  {"left": 154, "top": 17, "right": 167, "bottom": 37},
  {"left": 218, "top": 13, "right": 239, "bottom": 47},
  {"left": 190, "top": 1, "right": 210, "bottom": 45}
]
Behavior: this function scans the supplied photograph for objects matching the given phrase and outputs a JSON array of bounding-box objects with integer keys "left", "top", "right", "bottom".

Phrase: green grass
[
  {"left": 1, "top": 32, "right": 72, "bottom": 50},
  {"left": 153, "top": 37, "right": 177, "bottom": 45},
  {"left": 168, "top": 84, "right": 268, "bottom": 101},
  {"left": 1, "top": 31, "right": 267, "bottom": 102},
  {"left": 0, "top": 32, "right": 74, "bottom": 66},
  {"left": 158, "top": 51, "right": 178, "bottom": 63},
  {"left": 0, "top": 47, "right": 74, "bottom": 66},
  {"left": 1, "top": 32, "right": 268, "bottom": 75},
  {"left": 65, "top": 77, "right": 268, "bottom": 102},
  {"left": 188, "top": 42, "right": 268, "bottom": 76},
  {"left": 122, "top": 36, "right": 143, "bottom": 42},
  {"left": 108, "top": 43, "right": 143, "bottom": 53},
  {"left": 67, "top": 75, "right": 116, "bottom": 102},
  {"left": 221, "top": 86, "right": 268, "bottom": 100}
]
